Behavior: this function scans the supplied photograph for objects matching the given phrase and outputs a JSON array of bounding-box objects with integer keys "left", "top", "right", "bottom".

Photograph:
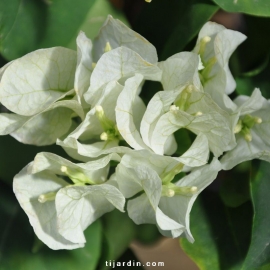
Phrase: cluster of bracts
[{"left": 0, "top": 16, "right": 269, "bottom": 250}]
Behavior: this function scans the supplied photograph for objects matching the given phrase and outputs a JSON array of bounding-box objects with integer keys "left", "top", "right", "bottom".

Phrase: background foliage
[{"left": 0, "top": 0, "right": 270, "bottom": 269}]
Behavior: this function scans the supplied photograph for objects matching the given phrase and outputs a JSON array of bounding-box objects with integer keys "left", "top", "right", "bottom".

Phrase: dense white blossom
[{"left": 3, "top": 15, "right": 268, "bottom": 250}]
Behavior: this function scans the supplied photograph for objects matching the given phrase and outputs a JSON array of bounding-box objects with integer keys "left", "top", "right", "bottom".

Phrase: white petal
[
  {"left": 156, "top": 207, "right": 184, "bottom": 231},
  {"left": 30, "top": 152, "right": 120, "bottom": 184},
  {"left": 13, "top": 164, "right": 81, "bottom": 250},
  {"left": 117, "top": 164, "right": 162, "bottom": 209},
  {"left": 116, "top": 74, "right": 149, "bottom": 150},
  {"left": 75, "top": 31, "right": 93, "bottom": 104},
  {"left": 0, "top": 47, "right": 77, "bottom": 116},
  {"left": 56, "top": 184, "right": 125, "bottom": 243},
  {"left": 150, "top": 110, "right": 192, "bottom": 155},
  {"left": 140, "top": 90, "right": 180, "bottom": 147},
  {"left": 93, "top": 15, "right": 158, "bottom": 63},
  {"left": 127, "top": 193, "right": 156, "bottom": 224},
  {"left": 234, "top": 88, "right": 265, "bottom": 115},
  {"left": 221, "top": 132, "right": 270, "bottom": 170},
  {"left": 84, "top": 47, "right": 161, "bottom": 104},
  {"left": 0, "top": 113, "right": 29, "bottom": 135},
  {"left": 0, "top": 61, "right": 13, "bottom": 81},
  {"left": 175, "top": 133, "right": 209, "bottom": 167},
  {"left": 11, "top": 99, "right": 84, "bottom": 146},
  {"left": 158, "top": 52, "right": 201, "bottom": 91},
  {"left": 214, "top": 29, "right": 246, "bottom": 94}
]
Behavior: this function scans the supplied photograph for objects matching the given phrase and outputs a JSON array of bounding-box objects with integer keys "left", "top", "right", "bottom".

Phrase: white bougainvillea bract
[{"left": 0, "top": 16, "right": 268, "bottom": 250}]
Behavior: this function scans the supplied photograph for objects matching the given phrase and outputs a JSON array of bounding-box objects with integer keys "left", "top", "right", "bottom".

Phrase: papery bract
[
  {"left": 0, "top": 47, "right": 77, "bottom": 116},
  {"left": 93, "top": 15, "right": 158, "bottom": 64},
  {"left": 116, "top": 150, "right": 220, "bottom": 240},
  {"left": 14, "top": 152, "right": 125, "bottom": 249},
  {"left": 221, "top": 89, "right": 270, "bottom": 169}
]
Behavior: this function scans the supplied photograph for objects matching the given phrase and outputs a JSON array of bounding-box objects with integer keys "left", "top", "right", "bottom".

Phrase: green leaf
[
  {"left": 219, "top": 161, "right": 251, "bottom": 208},
  {"left": 135, "top": 1, "right": 217, "bottom": 60},
  {"left": 242, "top": 161, "right": 270, "bottom": 269},
  {"left": 0, "top": 0, "right": 128, "bottom": 60},
  {"left": 0, "top": 0, "right": 45, "bottom": 60},
  {"left": 0, "top": 182, "right": 102, "bottom": 270},
  {"left": 135, "top": 224, "right": 161, "bottom": 245},
  {"left": 235, "top": 61, "right": 270, "bottom": 99},
  {"left": 38, "top": 0, "right": 97, "bottom": 48},
  {"left": 134, "top": 0, "right": 192, "bottom": 57},
  {"left": 161, "top": 3, "right": 218, "bottom": 60},
  {"left": 213, "top": 0, "right": 270, "bottom": 17},
  {"left": 99, "top": 210, "right": 137, "bottom": 270},
  {"left": 181, "top": 190, "right": 253, "bottom": 270},
  {"left": 234, "top": 16, "right": 270, "bottom": 98},
  {"left": 236, "top": 16, "right": 270, "bottom": 73}
]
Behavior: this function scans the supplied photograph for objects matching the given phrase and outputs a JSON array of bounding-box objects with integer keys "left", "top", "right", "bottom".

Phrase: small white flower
[
  {"left": 13, "top": 152, "right": 125, "bottom": 250},
  {"left": 221, "top": 88, "right": 270, "bottom": 169},
  {"left": 116, "top": 151, "right": 220, "bottom": 240}
]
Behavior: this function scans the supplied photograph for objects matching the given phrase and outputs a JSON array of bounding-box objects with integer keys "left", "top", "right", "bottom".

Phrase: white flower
[
  {"left": 58, "top": 80, "right": 140, "bottom": 159},
  {"left": 116, "top": 74, "right": 234, "bottom": 158},
  {"left": 74, "top": 31, "right": 94, "bottom": 106},
  {"left": 191, "top": 22, "right": 247, "bottom": 113},
  {"left": 116, "top": 150, "right": 220, "bottom": 240},
  {"left": 0, "top": 34, "right": 92, "bottom": 145},
  {"left": 221, "top": 88, "right": 270, "bottom": 169},
  {"left": 13, "top": 152, "right": 125, "bottom": 249},
  {"left": 158, "top": 52, "right": 202, "bottom": 92},
  {"left": 93, "top": 15, "right": 157, "bottom": 64},
  {"left": 145, "top": 88, "right": 235, "bottom": 157},
  {"left": 84, "top": 46, "right": 162, "bottom": 106},
  {"left": 193, "top": 22, "right": 246, "bottom": 96}
]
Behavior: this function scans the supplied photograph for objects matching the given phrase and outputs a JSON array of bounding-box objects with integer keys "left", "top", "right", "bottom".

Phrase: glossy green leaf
[
  {"left": 0, "top": 0, "right": 127, "bottom": 60},
  {"left": 236, "top": 16, "right": 270, "bottom": 73},
  {"left": 181, "top": 191, "right": 253, "bottom": 270},
  {"left": 234, "top": 16, "right": 270, "bottom": 98},
  {"left": 213, "top": 0, "right": 270, "bottom": 17},
  {"left": 242, "top": 161, "right": 270, "bottom": 269},
  {"left": 219, "top": 161, "right": 251, "bottom": 208},
  {"left": 235, "top": 62, "right": 270, "bottom": 99},
  {"left": 134, "top": 0, "right": 191, "bottom": 57},
  {"left": 99, "top": 210, "right": 137, "bottom": 270},
  {"left": 0, "top": 182, "right": 102, "bottom": 270},
  {"left": 0, "top": 0, "right": 45, "bottom": 60},
  {"left": 161, "top": 3, "right": 218, "bottom": 60},
  {"left": 136, "top": 0, "right": 217, "bottom": 60},
  {"left": 38, "top": 0, "right": 97, "bottom": 48}
]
